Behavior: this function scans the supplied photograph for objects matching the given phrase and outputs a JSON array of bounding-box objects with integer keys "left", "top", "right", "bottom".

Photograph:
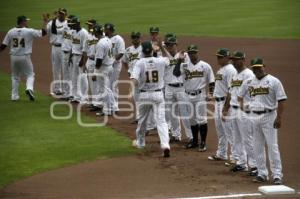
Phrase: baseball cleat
[
  {"left": 230, "top": 164, "right": 247, "bottom": 172},
  {"left": 225, "top": 160, "right": 236, "bottom": 166},
  {"left": 25, "top": 89, "right": 35, "bottom": 101},
  {"left": 89, "top": 106, "right": 102, "bottom": 112},
  {"left": 198, "top": 142, "right": 207, "bottom": 152},
  {"left": 208, "top": 155, "right": 226, "bottom": 161},
  {"left": 132, "top": 139, "right": 144, "bottom": 149},
  {"left": 248, "top": 167, "right": 258, "bottom": 176},
  {"left": 273, "top": 178, "right": 283, "bottom": 185},
  {"left": 185, "top": 139, "right": 198, "bottom": 149},
  {"left": 253, "top": 175, "right": 267, "bottom": 183},
  {"left": 163, "top": 148, "right": 170, "bottom": 158}
]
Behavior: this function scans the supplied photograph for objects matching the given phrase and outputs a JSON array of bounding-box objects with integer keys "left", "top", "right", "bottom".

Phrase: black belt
[
  {"left": 63, "top": 50, "right": 70, "bottom": 54},
  {"left": 53, "top": 44, "right": 62, "bottom": 47},
  {"left": 231, "top": 105, "right": 239, "bottom": 109},
  {"left": 88, "top": 57, "right": 95, "bottom": 60},
  {"left": 168, "top": 83, "right": 183, "bottom": 88},
  {"left": 72, "top": 53, "right": 81, "bottom": 56},
  {"left": 140, "top": 89, "right": 161, "bottom": 93},
  {"left": 252, "top": 109, "right": 274, "bottom": 115},
  {"left": 244, "top": 110, "right": 251, "bottom": 114},
  {"left": 215, "top": 97, "right": 225, "bottom": 102},
  {"left": 186, "top": 90, "right": 202, "bottom": 96}
]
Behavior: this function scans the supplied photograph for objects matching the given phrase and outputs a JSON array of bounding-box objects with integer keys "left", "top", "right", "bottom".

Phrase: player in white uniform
[
  {"left": 222, "top": 51, "right": 257, "bottom": 174},
  {"left": 174, "top": 45, "right": 215, "bottom": 151},
  {"left": 93, "top": 24, "right": 116, "bottom": 116},
  {"left": 60, "top": 15, "right": 74, "bottom": 100},
  {"left": 104, "top": 23, "right": 125, "bottom": 112},
  {"left": 0, "top": 15, "right": 48, "bottom": 101},
  {"left": 122, "top": 31, "right": 142, "bottom": 122},
  {"left": 161, "top": 36, "right": 193, "bottom": 145},
  {"left": 149, "top": 27, "right": 162, "bottom": 58},
  {"left": 46, "top": 8, "right": 68, "bottom": 96},
  {"left": 68, "top": 16, "right": 89, "bottom": 104},
  {"left": 131, "top": 41, "right": 170, "bottom": 158},
  {"left": 238, "top": 58, "right": 287, "bottom": 185},
  {"left": 81, "top": 19, "right": 99, "bottom": 110},
  {"left": 208, "top": 48, "right": 237, "bottom": 164}
]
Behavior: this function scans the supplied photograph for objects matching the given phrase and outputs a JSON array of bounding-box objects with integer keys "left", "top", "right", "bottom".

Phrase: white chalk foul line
[{"left": 174, "top": 193, "right": 262, "bottom": 199}]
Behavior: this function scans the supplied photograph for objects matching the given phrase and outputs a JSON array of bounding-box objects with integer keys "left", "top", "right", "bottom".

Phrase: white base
[{"left": 259, "top": 185, "right": 295, "bottom": 195}]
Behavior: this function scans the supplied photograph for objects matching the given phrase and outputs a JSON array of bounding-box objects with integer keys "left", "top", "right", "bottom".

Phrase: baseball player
[
  {"left": 131, "top": 41, "right": 170, "bottom": 158},
  {"left": 60, "top": 15, "right": 75, "bottom": 100},
  {"left": 0, "top": 15, "right": 48, "bottom": 101},
  {"left": 122, "top": 31, "right": 142, "bottom": 122},
  {"left": 46, "top": 8, "right": 68, "bottom": 96},
  {"left": 104, "top": 23, "right": 125, "bottom": 113},
  {"left": 149, "top": 26, "right": 162, "bottom": 57},
  {"left": 238, "top": 58, "right": 287, "bottom": 185},
  {"left": 174, "top": 45, "right": 215, "bottom": 151},
  {"left": 208, "top": 48, "right": 238, "bottom": 164},
  {"left": 222, "top": 51, "right": 257, "bottom": 173},
  {"left": 68, "top": 16, "right": 89, "bottom": 104},
  {"left": 93, "top": 24, "right": 116, "bottom": 116},
  {"left": 81, "top": 19, "right": 100, "bottom": 111},
  {"left": 161, "top": 35, "right": 193, "bottom": 145}
]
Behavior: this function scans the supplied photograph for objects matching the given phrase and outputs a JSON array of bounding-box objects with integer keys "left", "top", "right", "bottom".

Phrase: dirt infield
[{"left": 0, "top": 33, "right": 300, "bottom": 199}]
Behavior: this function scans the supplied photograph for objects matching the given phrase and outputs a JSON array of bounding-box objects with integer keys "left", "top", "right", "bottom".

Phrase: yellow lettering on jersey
[
  {"left": 231, "top": 79, "right": 243, "bottom": 87},
  {"left": 248, "top": 86, "right": 269, "bottom": 97},
  {"left": 63, "top": 32, "right": 72, "bottom": 40},
  {"left": 185, "top": 70, "right": 204, "bottom": 80},
  {"left": 129, "top": 53, "right": 139, "bottom": 62},
  {"left": 72, "top": 37, "right": 80, "bottom": 44},
  {"left": 215, "top": 73, "right": 223, "bottom": 80},
  {"left": 88, "top": 39, "right": 98, "bottom": 46},
  {"left": 169, "top": 59, "right": 178, "bottom": 66}
]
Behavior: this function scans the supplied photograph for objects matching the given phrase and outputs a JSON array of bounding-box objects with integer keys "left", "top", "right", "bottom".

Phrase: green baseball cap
[
  {"left": 150, "top": 26, "right": 159, "bottom": 33},
  {"left": 17, "top": 15, "right": 30, "bottom": 25},
  {"left": 165, "top": 33, "right": 177, "bottom": 39},
  {"left": 93, "top": 24, "right": 103, "bottom": 33},
  {"left": 230, "top": 51, "right": 245, "bottom": 59},
  {"left": 142, "top": 41, "right": 153, "bottom": 53},
  {"left": 165, "top": 36, "right": 177, "bottom": 44},
  {"left": 187, "top": 44, "right": 198, "bottom": 53},
  {"left": 131, "top": 31, "right": 141, "bottom": 38},
  {"left": 216, "top": 48, "right": 230, "bottom": 57},
  {"left": 68, "top": 16, "right": 80, "bottom": 25},
  {"left": 104, "top": 23, "right": 115, "bottom": 31},
  {"left": 58, "top": 8, "right": 67, "bottom": 15},
  {"left": 85, "top": 19, "right": 97, "bottom": 26},
  {"left": 251, "top": 57, "right": 264, "bottom": 67}
]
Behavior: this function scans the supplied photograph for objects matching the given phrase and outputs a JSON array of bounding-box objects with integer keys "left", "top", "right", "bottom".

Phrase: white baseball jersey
[
  {"left": 164, "top": 52, "right": 189, "bottom": 84},
  {"left": 95, "top": 36, "right": 114, "bottom": 66},
  {"left": 131, "top": 57, "right": 169, "bottom": 91},
  {"left": 213, "top": 64, "right": 237, "bottom": 98},
  {"left": 238, "top": 74, "right": 287, "bottom": 111},
  {"left": 122, "top": 45, "right": 142, "bottom": 74},
  {"left": 183, "top": 60, "right": 215, "bottom": 92},
  {"left": 110, "top": 35, "right": 125, "bottom": 59},
  {"left": 71, "top": 28, "right": 88, "bottom": 55},
  {"left": 61, "top": 27, "right": 73, "bottom": 52},
  {"left": 46, "top": 19, "right": 68, "bottom": 44},
  {"left": 2, "top": 27, "right": 42, "bottom": 56},
  {"left": 229, "top": 68, "right": 254, "bottom": 106},
  {"left": 83, "top": 32, "right": 98, "bottom": 58}
]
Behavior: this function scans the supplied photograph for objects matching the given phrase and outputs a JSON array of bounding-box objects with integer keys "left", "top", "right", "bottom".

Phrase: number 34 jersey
[
  {"left": 2, "top": 27, "right": 42, "bottom": 56},
  {"left": 131, "top": 57, "right": 170, "bottom": 91}
]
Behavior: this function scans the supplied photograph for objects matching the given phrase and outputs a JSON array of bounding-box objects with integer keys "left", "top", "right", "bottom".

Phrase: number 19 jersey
[{"left": 131, "top": 57, "right": 169, "bottom": 91}]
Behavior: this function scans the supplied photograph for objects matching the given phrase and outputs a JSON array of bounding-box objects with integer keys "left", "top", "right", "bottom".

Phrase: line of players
[{"left": 45, "top": 9, "right": 287, "bottom": 185}]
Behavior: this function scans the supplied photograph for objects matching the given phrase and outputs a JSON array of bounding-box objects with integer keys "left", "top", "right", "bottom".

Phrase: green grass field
[
  {"left": 0, "top": 72, "right": 135, "bottom": 188},
  {"left": 0, "top": 0, "right": 299, "bottom": 38}
]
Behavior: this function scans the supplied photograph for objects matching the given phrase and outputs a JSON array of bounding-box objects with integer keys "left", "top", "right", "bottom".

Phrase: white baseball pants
[
  {"left": 10, "top": 55, "right": 35, "bottom": 100},
  {"left": 51, "top": 45, "right": 63, "bottom": 93},
  {"left": 61, "top": 51, "right": 72, "bottom": 97},
  {"left": 135, "top": 90, "right": 170, "bottom": 150},
  {"left": 252, "top": 111, "right": 283, "bottom": 179}
]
